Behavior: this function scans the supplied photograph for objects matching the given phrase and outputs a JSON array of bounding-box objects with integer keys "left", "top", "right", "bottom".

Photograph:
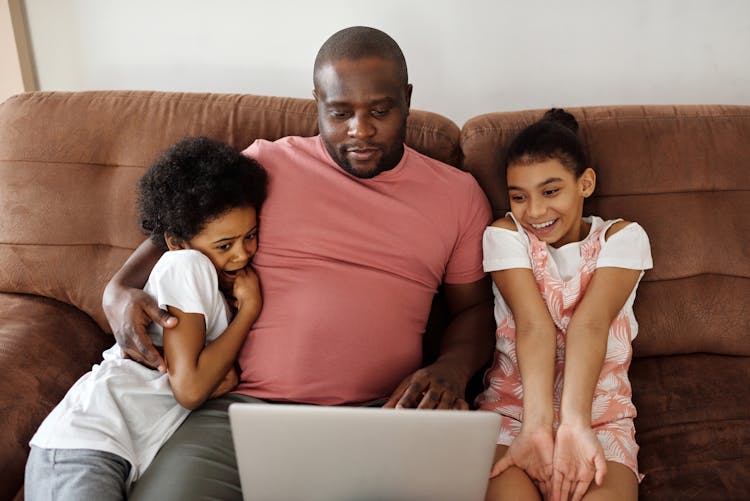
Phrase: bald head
[{"left": 313, "top": 26, "right": 408, "bottom": 88}]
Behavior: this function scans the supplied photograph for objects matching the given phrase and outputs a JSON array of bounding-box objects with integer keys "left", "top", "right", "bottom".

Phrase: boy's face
[
  {"left": 174, "top": 206, "right": 258, "bottom": 292},
  {"left": 313, "top": 56, "right": 412, "bottom": 179}
]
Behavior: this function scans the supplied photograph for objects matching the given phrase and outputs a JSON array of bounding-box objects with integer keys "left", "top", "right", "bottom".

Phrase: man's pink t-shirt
[{"left": 236, "top": 135, "right": 490, "bottom": 405}]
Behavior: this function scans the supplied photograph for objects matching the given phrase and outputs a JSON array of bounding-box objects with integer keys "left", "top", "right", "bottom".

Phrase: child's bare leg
[
  {"left": 581, "top": 461, "right": 638, "bottom": 501},
  {"left": 485, "top": 445, "right": 542, "bottom": 501}
]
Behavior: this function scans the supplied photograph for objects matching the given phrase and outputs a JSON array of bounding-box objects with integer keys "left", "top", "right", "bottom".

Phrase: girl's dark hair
[
  {"left": 504, "top": 108, "right": 588, "bottom": 177},
  {"left": 137, "top": 136, "right": 268, "bottom": 249}
]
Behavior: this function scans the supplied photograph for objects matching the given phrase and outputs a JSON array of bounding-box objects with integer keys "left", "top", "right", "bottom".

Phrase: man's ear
[
  {"left": 580, "top": 168, "right": 596, "bottom": 198},
  {"left": 164, "top": 233, "right": 186, "bottom": 251},
  {"left": 404, "top": 83, "right": 413, "bottom": 111}
]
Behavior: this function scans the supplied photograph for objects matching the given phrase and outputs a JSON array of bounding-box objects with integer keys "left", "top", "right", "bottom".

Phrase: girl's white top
[
  {"left": 482, "top": 215, "right": 653, "bottom": 336},
  {"left": 30, "top": 249, "right": 230, "bottom": 488}
]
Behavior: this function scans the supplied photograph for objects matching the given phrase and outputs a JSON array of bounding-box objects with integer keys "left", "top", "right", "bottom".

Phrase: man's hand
[
  {"left": 103, "top": 283, "right": 176, "bottom": 373},
  {"left": 383, "top": 360, "right": 469, "bottom": 410}
]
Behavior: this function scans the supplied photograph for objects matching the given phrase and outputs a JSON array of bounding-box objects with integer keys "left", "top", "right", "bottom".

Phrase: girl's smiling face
[{"left": 507, "top": 158, "right": 596, "bottom": 248}]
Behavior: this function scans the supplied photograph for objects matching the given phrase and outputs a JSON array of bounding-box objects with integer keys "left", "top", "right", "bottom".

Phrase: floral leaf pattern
[{"left": 476, "top": 218, "right": 642, "bottom": 480}]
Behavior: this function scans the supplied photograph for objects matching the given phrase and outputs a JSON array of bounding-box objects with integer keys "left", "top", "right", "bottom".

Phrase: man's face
[{"left": 313, "top": 57, "right": 412, "bottom": 179}]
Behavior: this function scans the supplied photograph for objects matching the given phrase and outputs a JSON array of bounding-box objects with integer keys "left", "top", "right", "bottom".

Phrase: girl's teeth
[{"left": 532, "top": 220, "right": 555, "bottom": 229}]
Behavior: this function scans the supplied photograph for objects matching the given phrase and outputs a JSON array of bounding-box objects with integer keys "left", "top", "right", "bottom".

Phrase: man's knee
[{"left": 129, "top": 394, "right": 261, "bottom": 501}]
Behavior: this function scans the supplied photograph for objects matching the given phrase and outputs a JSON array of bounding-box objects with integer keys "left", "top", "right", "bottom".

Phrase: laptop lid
[{"left": 229, "top": 403, "right": 500, "bottom": 501}]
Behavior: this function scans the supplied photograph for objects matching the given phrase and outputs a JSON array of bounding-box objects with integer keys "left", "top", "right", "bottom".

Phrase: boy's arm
[{"left": 102, "top": 238, "right": 174, "bottom": 372}]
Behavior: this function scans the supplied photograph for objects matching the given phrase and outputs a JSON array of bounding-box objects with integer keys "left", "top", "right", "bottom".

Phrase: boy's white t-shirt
[
  {"left": 30, "top": 249, "right": 230, "bottom": 487},
  {"left": 482, "top": 215, "right": 653, "bottom": 337}
]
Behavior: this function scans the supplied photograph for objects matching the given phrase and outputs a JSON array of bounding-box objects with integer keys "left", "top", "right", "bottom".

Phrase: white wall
[{"left": 23, "top": 0, "right": 750, "bottom": 125}]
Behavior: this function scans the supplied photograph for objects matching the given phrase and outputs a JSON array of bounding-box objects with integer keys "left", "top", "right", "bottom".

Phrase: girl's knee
[
  {"left": 485, "top": 465, "right": 541, "bottom": 501},
  {"left": 582, "top": 461, "right": 638, "bottom": 501}
]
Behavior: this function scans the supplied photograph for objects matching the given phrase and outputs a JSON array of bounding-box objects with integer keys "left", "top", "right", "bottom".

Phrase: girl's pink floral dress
[{"left": 477, "top": 215, "right": 651, "bottom": 480}]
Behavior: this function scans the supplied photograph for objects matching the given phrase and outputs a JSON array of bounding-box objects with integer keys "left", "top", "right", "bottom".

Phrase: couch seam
[{"left": 460, "top": 113, "right": 750, "bottom": 143}]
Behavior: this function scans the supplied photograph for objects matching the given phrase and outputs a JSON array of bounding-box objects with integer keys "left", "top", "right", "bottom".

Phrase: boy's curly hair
[{"left": 137, "top": 136, "right": 268, "bottom": 249}]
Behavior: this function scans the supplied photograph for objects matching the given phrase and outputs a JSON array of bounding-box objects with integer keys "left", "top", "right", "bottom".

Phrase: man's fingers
[
  {"left": 146, "top": 303, "right": 177, "bottom": 329},
  {"left": 143, "top": 347, "right": 166, "bottom": 373},
  {"left": 382, "top": 380, "right": 410, "bottom": 408},
  {"left": 395, "top": 381, "right": 428, "bottom": 409},
  {"left": 416, "top": 388, "right": 442, "bottom": 409},
  {"left": 131, "top": 327, "right": 166, "bottom": 373},
  {"left": 452, "top": 398, "right": 469, "bottom": 411}
]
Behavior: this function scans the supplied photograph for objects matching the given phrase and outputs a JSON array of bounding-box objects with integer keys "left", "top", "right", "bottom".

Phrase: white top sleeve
[
  {"left": 144, "top": 249, "right": 230, "bottom": 346},
  {"left": 148, "top": 250, "right": 220, "bottom": 315},
  {"left": 597, "top": 223, "right": 653, "bottom": 271},
  {"left": 482, "top": 226, "right": 532, "bottom": 272}
]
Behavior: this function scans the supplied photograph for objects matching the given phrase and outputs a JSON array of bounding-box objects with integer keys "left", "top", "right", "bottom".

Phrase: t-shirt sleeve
[
  {"left": 443, "top": 179, "right": 493, "bottom": 284},
  {"left": 597, "top": 222, "right": 653, "bottom": 270},
  {"left": 482, "top": 226, "right": 532, "bottom": 272},
  {"left": 149, "top": 251, "right": 221, "bottom": 318}
]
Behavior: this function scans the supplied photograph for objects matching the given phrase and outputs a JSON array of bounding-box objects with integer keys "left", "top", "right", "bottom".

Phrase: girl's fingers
[
  {"left": 552, "top": 469, "right": 563, "bottom": 501},
  {"left": 560, "top": 477, "right": 573, "bottom": 501},
  {"left": 570, "top": 480, "right": 589, "bottom": 501},
  {"left": 490, "top": 453, "right": 513, "bottom": 478},
  {"left": 593, "top": 454, "right": 608, "bottom": 485}
]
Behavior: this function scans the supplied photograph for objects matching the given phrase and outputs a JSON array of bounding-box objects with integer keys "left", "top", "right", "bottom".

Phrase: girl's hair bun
[{"left": 542, "top": 108, "right": 579, "bottom": 134}]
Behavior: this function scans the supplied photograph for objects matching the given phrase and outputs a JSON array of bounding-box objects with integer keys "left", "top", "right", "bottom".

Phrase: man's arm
[
  {"left": 102, "top": 238, "right": 175, "bottom": 372},
  {"left": 384, "top": 276, "right": 495, "bottom": 409}
]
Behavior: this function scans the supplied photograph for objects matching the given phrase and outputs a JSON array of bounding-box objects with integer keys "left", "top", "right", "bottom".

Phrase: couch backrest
[
  {"left": 0, "top": 91, "right": 461, "bottom": 332},
  {"left": 461, "top": 105, "right": 750, "bottom": 357}
]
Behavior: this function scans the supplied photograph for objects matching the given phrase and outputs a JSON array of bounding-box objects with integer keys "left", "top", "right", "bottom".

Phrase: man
[{"left": 104, "top": 26, "right": 494, "bottom": 499}]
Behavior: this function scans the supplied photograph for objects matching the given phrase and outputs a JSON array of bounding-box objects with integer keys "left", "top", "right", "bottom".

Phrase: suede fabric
[
  {"left": 0, "top": 90, "right": 462, "bottom": 500},
  {"left": 461, "top": 105, "right": 750, "bottom": 499},
  {"left": 0, "top": 293, "right": 111, "bottom": 501},
  {"left": 1, "top": 92, "right": 748, "bottom": 499}
]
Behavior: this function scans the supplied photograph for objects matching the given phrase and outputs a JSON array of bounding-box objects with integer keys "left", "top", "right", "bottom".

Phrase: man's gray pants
[{"left": 129, "top": 393, "right": 263, "bottom": 501}]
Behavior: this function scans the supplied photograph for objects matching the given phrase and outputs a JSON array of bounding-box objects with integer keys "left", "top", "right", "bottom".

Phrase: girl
[
  {"left": 25, "top": 137, "right": 267, "bottom": 500},
  {"left": 477, "top": 109, "right": 652, "bottom": 501}
]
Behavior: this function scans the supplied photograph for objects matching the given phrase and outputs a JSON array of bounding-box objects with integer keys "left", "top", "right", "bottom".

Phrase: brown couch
[{"left": 0, "top": 91, "right": 747, "bottom": 500}]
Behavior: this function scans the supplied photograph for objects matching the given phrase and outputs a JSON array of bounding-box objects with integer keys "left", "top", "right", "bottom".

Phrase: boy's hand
[{"left": 103, "top": 284, "right": 175, "bottom": 373}]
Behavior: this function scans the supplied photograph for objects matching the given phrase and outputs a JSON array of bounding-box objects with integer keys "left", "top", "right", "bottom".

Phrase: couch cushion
[
  {"left": 460, "top": 105, "right": 750, "bottom": 357},
  {"left": 0, "top": 91, "right": 461, "bottom": 332},
  {"left": 631, "top": 354, "right": 750, "bottom": 500},
  {"left": 0, "top": 293, "right": 111, "bottom": 501}
]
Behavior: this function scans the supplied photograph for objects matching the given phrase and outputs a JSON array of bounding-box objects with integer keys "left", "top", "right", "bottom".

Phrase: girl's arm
[
  {"left": 553, "top": 223, "right": 643, "bottom": 501},
  {"left": 163, "top": 267, "right": 261, "bottom": 410},
  {"left": 487, "top": 218, "right": 557, "bottom": 493}
]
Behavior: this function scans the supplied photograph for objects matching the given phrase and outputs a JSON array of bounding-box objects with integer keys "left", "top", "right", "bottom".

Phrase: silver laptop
[{"left": 229, "top": 403, "right": 500, "bottom": 501}]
